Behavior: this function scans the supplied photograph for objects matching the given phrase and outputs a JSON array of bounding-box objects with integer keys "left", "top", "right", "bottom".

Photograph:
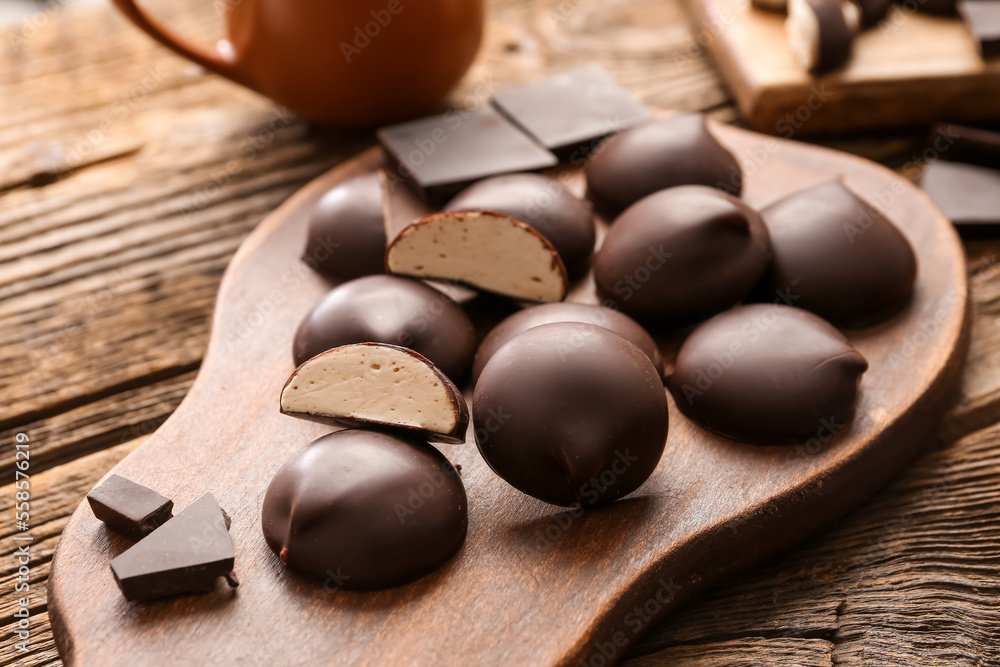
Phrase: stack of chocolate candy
[{"left": 263, "top": 65, "right": 918, "bottom": 592}]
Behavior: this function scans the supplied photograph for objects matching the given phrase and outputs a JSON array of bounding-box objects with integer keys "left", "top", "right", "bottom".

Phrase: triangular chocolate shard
[
  {"left": 87, "top": 474, "right": 173, "bottom": 541},
  {"left": 110, "top": 493, "right": 236, "bottom": 602}
]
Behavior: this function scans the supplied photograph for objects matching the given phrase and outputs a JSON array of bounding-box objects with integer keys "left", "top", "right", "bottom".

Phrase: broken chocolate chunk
[{"left": 87, "top": 474, "right": 173, "bottom": 541}]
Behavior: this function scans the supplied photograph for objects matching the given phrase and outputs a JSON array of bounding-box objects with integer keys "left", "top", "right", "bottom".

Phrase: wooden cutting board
[
  {"left": 683, "top": 0, "right": 1000, "bottom": 134},
  {"left": 48, "top": 119, "right": 970, "bottom": 667}
]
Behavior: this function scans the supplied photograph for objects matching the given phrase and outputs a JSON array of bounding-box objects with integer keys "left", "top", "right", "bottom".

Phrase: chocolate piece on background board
[
  {"left": 786, "top": 0, "right": 859, "bottom": 74},
  {"left": 491, "top": 65, "right": 652, "bottom": 162},
  {"left": 849, "top": 0, "right": 894, "bottom": 27},
  {"left": 915, "top": 0, "right": 958, "bottom": 16},
  {"left": 958, "top": 1, "right": 1000, "bottom": 58},
  {"left": 261, "top": 429, "right": 468, "bottom": 589},
  {"left": 753, "top": 0, "right": 789, "bottom": 13},
  {"left": 930, "top": 123, "right": 1000, "bottom": 169},
  {"left": 377, "top": 106, "right": 558, "bottom": 207},
  {"left": 87, "top": 475, "right": 173, "bottom": 541},
  {"left": 920, "top": 160, "right": 1000, "bottom": 229},
  {"left": 280, "top": 343, "right": 470, "bottom": 444},
  {"left": 109, "top": 493, "right": 237, "bottom": 603}
]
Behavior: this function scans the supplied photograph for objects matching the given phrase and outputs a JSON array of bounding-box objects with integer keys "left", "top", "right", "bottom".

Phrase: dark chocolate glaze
[
  {"left": 444, "top": 174, "right": 597, "bottom": 279},
  {"left": 760, "top": 180, "right": 917, "bottom": 328},
  {"left": 806, "top": 0, "right": 856, "bottom": 74},
  {"left": 851, "top": 0, "right": 894, "bottom": 26},
  {"left": 958, "top": 1, "right": 1000, "bottom": 57},
  {"left": 912, "top": 0, "right": 957, "bottom": 15},
  {"left": 377, "top": 106, "right": 558, "bottom": 207},
  {"left": 261, "top": 429, "right": 468, "bottom": 589},
  {"left": 110, "top": 493, "right": 235, "bottom": 602},
  {"left": 920, "top": 159, "right": 1000, "bottom": 227},
  {"left": 472, "top": 302, "right": 664, "bottom": 384},
  {"left": 491, "top": 65, "right": 651, "bottom": 161},
  {"left": 293, "top": 275, "right": 477, "bottom": 382},
  {"left": 593, "top": 185, "right": 771, "bottom": 326},
  {"left": 473, "top": 322, "right": 669, "bottom": 507},
  {"left": 303, "top": 173, "right": 387, "bottom": 283},
  {"left": 584, "top": 114, "right": 742, "bottom": 219},
  {"left": 668, "top": 304, "right": 868, "bottom": 445},
  {"left": 87, "top": 475, "right": 174, "bottom": 542}
]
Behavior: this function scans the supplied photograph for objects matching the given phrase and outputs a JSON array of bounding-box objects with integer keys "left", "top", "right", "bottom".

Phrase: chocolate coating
[
  {"left": 584, "top": 114, "right": 742, "bottom": 219},
  {"left": 790, "top": 0, "right": 856, "bottom": 74},
  {"left": 293, "top": 275, "right": 476, "bottom": 382},
  {"left": 930, "top": 123, "right": 1000, "bottom": 170},
  {"left": 668, "top": 304, "right": 868, "bottom": 445},
  {"left": 920, "top": 159, "right": 1000, "bottom": 227},
  {"left": 304, "top": 173, "right": 386, "bottom": 283},
  {"left": 444, "top": 174, "right": 596, "bottom": 279},
  {"left": 261, "top": 429, "right": 468, "bottom": 589},
  {"left": 915, "top": 0, "right": 957, "bottom": 15},
  {"left": 760, "top": 180, "right": 917, "bottom": 327},
  {"left": 594, "top": 185, "right": 772, "bottom": 326},
  {"left": 472, "top": 303, "right": 664, "bottom": 383},
  {"left": 473, "top": 323, "right": 669, "bottom": 507},
  {"left": 851, "top": 0, "right": 894, "bottom": 26}
]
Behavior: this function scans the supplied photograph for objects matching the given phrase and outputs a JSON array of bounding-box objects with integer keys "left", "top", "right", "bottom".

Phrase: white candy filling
[
  {"left": 787, "top": 0, "right": 821, "bottom": 71},
  {"left": 386, "top": 211, "right": 567, "bottom": 303},
  {"left": 280, "top": 345, "right": 459, "bottom": 434}
]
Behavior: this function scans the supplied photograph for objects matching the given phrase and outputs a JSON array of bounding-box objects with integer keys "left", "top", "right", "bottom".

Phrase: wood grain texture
[
  {"left": 3, "top": 0, "right": 1000, "bottom": 664},
  {"left": 47, "top": 123, "right": 969, "bottom": 665},
  {"left": 682, "top": 0, "right": 1000, "bottom": 134}
]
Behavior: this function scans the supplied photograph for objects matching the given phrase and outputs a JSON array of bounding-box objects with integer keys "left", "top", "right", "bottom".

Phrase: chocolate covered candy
[
  {"left": 759, "top": 180, "right": 917, "bottom": 327},
  {"left": 444, "top": 174, "right": 596, "bottom": 279},
  {"left": 377, "top": 106, "right": 558, "bottom": 206},
  {"left": 110, "top": 493, "right": 237, "bottom": 602},
  {"left": 261, "top": 429, "right": 467, "bottom": 589},
  {"left": 304, "top": 173, "right": 386, "bottom": 283},
  {"left": 386, "top": 211, "right": 568, "bottom": 302},
  {"left": 472, "top": 303, "right": 664, "bottom": 383},
  {"left": 915, "top": 0, "right": 957, "bottom": 15},
  {"left": 787, "top": 0, "right": 858, "bottom": 74},
  {"left": 850, "top": 0, "right": 894, "bottom": 26},
  {"left": 473, "top": 323, "right": 668, "bottom": 507},
  {"left": 668, "top": 304, "right": 868, "bottom": 445},
  {"left": 491, "top": 65, "right": 651, "bottom": 161},
  {"left": 281, "top": 343, "right": 469, "bottom": 444},
  {"left": 293, "top": 275, "right": 476, "bottom": 382},
  {"left": 921, "top": 160, "right": 1000, "bottom": 227},
  {"left": 594, "top": 185, "right": 771, "bottom": 326},
  {"left": 584, "top": 114, "right": 742, "bottom": 219},
  {"left": 959, "top": 1, "right": 1000, "bottom": 58},
  {"left": 87, "top": 475, "right": 173, "bottom": 541}
]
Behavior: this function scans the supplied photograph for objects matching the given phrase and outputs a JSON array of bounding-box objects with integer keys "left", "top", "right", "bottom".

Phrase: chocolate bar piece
[
  {"left": 920, "top": 160, "right": 1000, "bottom": 227},
  {"left": 377, "top": 106, "right": 557, "bottom": 206},
  {"left": 959, "top": 0, "right": 1000, "bottom": 57},
  {"left": 491, "top": 65, "right": 651, "bottom": 162},
  {"left": 87, "top": 475, "right": 173, "bottom": 541},
  {"left": 110, "top": 493, "right": 236, "bottom": 602},
  {"left": 931, "top": 123, "right": 1000, "bottom": 169}
]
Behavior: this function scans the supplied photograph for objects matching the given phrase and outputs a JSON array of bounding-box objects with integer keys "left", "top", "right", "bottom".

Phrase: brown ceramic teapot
[{"left": 112, "top": 0, "right": 485, "bottom": 126}]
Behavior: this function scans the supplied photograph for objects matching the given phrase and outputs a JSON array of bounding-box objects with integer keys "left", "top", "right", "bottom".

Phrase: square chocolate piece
[
  {"left": 920, "top": 160, "right": 1000, "bottom": 227},
  {"left": 492, "top": 65, "right": 651, "bottom": 162},
  {"left": 377, "top": 106, "right": 558, "bottom": 206},
  {"left": 87, "top": 474, "right": 173, "bottom": 541},
  {"left": 959, "top": 1, "right": 1000, "bottom": 59}
]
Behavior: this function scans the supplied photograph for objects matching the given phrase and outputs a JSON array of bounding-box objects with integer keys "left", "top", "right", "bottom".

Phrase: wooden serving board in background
[
  {"left": 683, "top": 0, "right": 1000, "bottom": 134},
  {"left": 48, "top": 120, "right": 969, "bottom": 666}
]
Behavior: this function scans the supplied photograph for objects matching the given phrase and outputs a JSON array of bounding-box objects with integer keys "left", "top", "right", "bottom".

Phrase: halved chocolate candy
[
  {"left": 281, "top": 343, "right": 469, "bottom": 444},
  {"left": 261, "top": 429, "right": 468, "bottom": 589},
  {"left": 386, "top": 210, "right": 568, "bottom": 302},
  {"left": 584, "top": 114, "right": 742, "bottom": 219},
  {"left": 759, "top": 180, "right": 917, "bottom": 327},
  {"left": 787, "top": 0, "right": 858, "bottom": 74},
  {"left": 444, "top": 174, "right": 596, "bottom": 280},
  {"left": 110, "top": 493, "right": 237, "bottom": 603},
  {"left": 87, "top": 475, "right": 173, "bottom": 541},
  {"left": 668, "top": 304, "right": 868, "bottom": 445}
]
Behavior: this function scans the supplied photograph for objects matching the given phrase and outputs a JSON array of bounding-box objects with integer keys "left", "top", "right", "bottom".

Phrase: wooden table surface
[{"left": 1, "top": 1, "right": 998, "bottom": 665}]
